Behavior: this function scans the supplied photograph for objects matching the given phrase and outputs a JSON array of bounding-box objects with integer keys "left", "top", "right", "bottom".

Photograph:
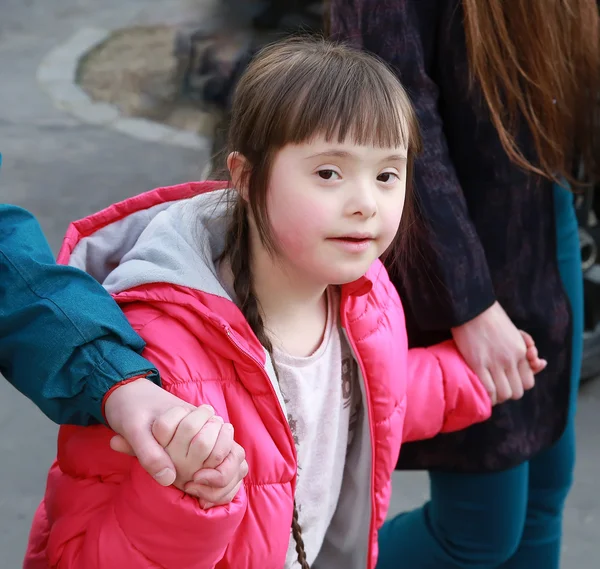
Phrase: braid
[
  {"left": 292, "top": 501, "right": 310, "bottom": 569},
  {"left": 226, "top": 202, "right": 274, "bottom": 353},
  {"left": 224, "top": 200, "right": 310, "bottom": 568}
]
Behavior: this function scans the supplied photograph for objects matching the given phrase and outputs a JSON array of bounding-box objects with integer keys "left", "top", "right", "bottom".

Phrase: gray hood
[
  {"left": 67, "top": 187, "right": 286, "bottom": 410},
  {"left": 68, "top": 190, "right": 234, "bottom": 299}
]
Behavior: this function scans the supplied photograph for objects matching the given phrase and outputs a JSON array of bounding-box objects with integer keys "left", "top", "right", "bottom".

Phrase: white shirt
[{"left": 273, "top": 288, "right": 361, "bottom": 568}]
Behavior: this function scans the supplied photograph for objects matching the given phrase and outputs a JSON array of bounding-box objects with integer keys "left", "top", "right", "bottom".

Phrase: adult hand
[
  {"left": 104, "top": 378, "right": 196, "bottom": 486},
  {"left": 451, "top": 302, "right": 538, "bottom": 405}
]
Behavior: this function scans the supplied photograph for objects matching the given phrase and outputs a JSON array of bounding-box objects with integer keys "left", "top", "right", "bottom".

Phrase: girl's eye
[
  {"left": 377, "top": 172, "right": 399, "bottom": 183},
  {"left": 318, "top": 169, "right": 340, "bottom": 180}
]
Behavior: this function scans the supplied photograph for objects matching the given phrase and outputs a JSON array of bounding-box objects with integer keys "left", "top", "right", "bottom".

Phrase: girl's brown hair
[
  {"left": 462, "top": 0, "right": 600, "bottom": 183},
  {"left": 221, "top": 37, "right": 420, "bottom": 567}
]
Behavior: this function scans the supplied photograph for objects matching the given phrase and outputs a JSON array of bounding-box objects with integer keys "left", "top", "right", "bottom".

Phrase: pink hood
[{"left": 25, "top": 181, "right": 491, "bottom": 569}]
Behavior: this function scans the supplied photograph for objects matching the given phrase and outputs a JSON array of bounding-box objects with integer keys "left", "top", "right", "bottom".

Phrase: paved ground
[{"left": 0, "top": 1, "right": 599, "bottom": 567}]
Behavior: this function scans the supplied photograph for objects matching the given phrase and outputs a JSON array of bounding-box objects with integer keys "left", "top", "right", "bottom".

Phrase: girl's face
[{"left": 264, "top": 134, "right": 407, "bottom": 287}]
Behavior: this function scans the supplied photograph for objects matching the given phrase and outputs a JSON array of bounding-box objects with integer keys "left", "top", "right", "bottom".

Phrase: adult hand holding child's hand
[
  {"left": 452, "top": 302, "right": 546, "bottom": 405},
  {"left": 152, "top": 405, "right": 248, "bottom": 509},
  {"left": 105, "top": 378, "right": 196, "bottom": 486}
]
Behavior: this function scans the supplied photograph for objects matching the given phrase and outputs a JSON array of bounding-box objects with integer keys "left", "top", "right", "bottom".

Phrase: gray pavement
[{"left": 0, "top": 1, "right": 598, "bottom": 567}]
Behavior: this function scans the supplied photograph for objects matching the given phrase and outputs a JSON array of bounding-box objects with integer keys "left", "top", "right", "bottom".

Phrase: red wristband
[{"left": 101, "top": 374, "right": 149, "bottom": 424}]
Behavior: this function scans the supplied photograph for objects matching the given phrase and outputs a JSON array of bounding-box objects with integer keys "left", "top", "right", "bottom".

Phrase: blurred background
[{"left": 1, "top": 1, "right": 600, "bottom": 567}]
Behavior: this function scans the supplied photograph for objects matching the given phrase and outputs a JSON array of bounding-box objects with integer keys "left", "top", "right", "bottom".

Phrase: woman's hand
[
  {"left": 452, "top": 302, "right": 545, "bottom": 405},
  {"left": 105, "top": 378, "right": 196, "bottom": 486}
]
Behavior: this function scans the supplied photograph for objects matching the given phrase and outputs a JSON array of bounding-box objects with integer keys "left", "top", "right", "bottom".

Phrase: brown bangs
[
  {"left": 275, "top": 49, "right": 415, "bottom": 151},
  {"left": 230, "top": 37, "right": 421, "bottom": 160}
]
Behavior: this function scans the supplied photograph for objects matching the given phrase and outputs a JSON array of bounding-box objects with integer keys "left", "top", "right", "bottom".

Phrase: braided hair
[{"left": 223, "top": 199, "right": 310, "bottom": 568}]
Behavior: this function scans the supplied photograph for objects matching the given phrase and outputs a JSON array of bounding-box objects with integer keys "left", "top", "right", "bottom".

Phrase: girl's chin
[{"left": 322, "top": 263, "right": 377, "bottom": 286}]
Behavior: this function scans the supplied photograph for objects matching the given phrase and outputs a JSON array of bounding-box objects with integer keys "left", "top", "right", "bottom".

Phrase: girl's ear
[{"left": 227, "top": 152, "right": 250, "bottom": 201}]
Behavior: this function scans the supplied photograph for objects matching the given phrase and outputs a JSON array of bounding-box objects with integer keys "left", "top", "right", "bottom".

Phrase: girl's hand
[
  {"left": 152, "top": 405, "right": 248, "bottom": 508},
  {"left": 452, "top": 302, "right": 538, "bottom": 405},
  {"left": 520, "top": 330, "right": 547, "bottom": 375},
  {"left": 183, "top": 442, "right": 248, "bottom": 509}
]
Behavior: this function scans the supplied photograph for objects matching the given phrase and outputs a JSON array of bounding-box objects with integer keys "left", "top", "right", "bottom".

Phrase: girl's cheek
[
  {"left": 274, "top": 213, "right": 325, "bottom": 255},
  {"left": 281, "top": 233, "right": 307, "bottom": 252},
  {"left": 281, "top": 204, "right": 328, "bottom": 233},
  {"left": 382, "top": 210, "right": 404, "bottom": 243}
]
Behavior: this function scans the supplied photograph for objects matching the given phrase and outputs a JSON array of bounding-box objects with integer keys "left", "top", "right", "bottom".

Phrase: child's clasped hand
[
  {"left": 152, "top": 404, "right": 248, "bottom": 509},
  {"left": 521, "top": 330, "right": 547, "bottom": 375}
]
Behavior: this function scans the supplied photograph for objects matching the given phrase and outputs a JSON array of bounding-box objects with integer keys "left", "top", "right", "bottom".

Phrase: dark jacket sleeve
[
  {"left": 330, "top": 0, "right": 496, "bottom": 331},
  {"left": 0, "top": 205, "right": 159, "bottom": 425}
]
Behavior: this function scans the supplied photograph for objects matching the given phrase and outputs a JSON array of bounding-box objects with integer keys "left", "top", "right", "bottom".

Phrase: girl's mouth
[{"left": 327, "top": 236, "right": 374, "bottom": 252}]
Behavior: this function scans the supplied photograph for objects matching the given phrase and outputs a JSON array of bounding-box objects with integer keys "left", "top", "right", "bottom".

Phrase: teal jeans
[{"left": 378, "top": 183, "right": 583, "bottom": 569}]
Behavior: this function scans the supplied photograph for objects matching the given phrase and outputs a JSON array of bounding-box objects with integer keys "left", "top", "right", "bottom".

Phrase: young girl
[{"left": 24, "top": 38, "right": 544, "bottom": 569}]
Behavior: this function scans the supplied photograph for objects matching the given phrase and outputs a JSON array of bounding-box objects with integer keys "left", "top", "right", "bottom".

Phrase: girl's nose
[{"left": 350, "top": 183, "right": 378, "bottom": 218}]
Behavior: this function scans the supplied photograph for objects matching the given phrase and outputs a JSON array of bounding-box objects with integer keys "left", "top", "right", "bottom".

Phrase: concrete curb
[{"left": 36, "top": 27, "right": 212, "bottom": 152}]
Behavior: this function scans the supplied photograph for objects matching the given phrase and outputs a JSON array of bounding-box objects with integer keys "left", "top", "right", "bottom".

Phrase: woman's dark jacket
[{"left": 331, "top": 0, "right": 573, "bottom": 472}]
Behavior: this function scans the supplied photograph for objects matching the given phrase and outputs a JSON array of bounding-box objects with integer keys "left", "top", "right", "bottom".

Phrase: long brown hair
[
  {"left": 463, "top": 0, "right": 600, "bottom": 184},
  {"left": 221, "top": 37, "right": 420, "bottom": 567}
]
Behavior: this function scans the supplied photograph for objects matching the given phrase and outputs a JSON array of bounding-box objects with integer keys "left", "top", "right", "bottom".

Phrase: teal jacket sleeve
[{"left": 0, "top": 205, "right": 160, "bottom": 425}]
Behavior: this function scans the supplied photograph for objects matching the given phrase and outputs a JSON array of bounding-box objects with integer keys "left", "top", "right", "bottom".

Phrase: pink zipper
[
  {"left": 340, "top": 302, "right": 377, "bottom": 569},
  {"left": 220, "top": 323, "right": 299, "bottom": 493}
]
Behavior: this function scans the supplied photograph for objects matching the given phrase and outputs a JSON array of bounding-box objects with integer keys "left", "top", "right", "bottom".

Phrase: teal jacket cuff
[{"left": 71, "top": 339, "right": 160, "bottom": 425}]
